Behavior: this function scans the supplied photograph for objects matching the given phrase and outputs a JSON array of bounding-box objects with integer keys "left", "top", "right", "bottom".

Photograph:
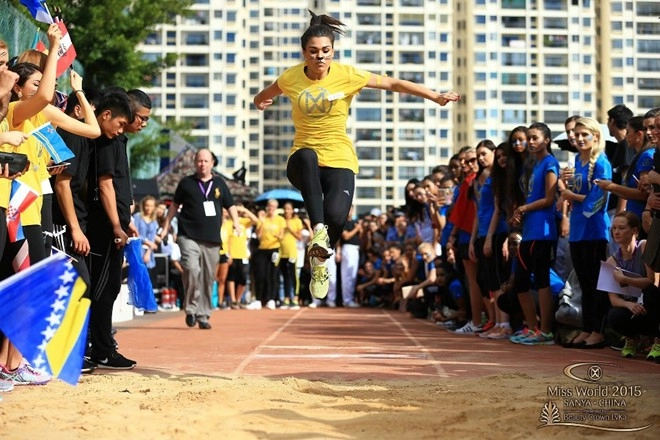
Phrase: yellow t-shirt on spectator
[
  {"left": 257, "top": 215, "right": 286, "bottom": 250},
  {"left": 277, "top": 62, "right": 371, "bottom": 174},
  {"left": 219, "top": 218, "right": 232, "bottom": 256},
  {"left": 3, "top": 103, "right": 44, "bottom": 225},
  {"left": 227, "top": 217, "right": 254, "bottom": 260},
  {"left": 279, "top": 216, "right": 303, "bottom": 259},
  {"left": 0, "top": 118, "right": 11, "bottom": 209}
]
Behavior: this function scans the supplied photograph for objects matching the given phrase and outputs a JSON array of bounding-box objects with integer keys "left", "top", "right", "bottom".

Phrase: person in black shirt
[
  {"left": 86, "top": 90, "right": 136, "bottom": 370},
  {"left": 159, "top": 149, "right": 242, "bottom": 329},
  {"left": 606, "top": 104, "right": 635, "bottom": 214}
]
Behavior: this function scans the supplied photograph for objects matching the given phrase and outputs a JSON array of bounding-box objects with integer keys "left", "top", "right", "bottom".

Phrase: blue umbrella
[{"left": 255, "top": 188, "right": 304, "bottom": 204}]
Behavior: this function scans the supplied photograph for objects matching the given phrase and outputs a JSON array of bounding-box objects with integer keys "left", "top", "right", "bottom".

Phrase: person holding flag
[
  {"left": 1, "top": 24, "right": 96, "bottom": 384},
  {"left": 8, "top": 32, "right": 100, "bottom": 259}
]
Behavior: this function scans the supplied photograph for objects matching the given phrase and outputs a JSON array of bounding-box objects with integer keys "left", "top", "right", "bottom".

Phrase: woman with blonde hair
[
  {"left": 559, "top": 117, "right": 612, "bottom": 348},
  {"left": 132, "top": 195, "right": 160, "bottom": 269}
]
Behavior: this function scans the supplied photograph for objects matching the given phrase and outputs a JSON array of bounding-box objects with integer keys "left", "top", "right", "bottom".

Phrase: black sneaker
[
  {"left": 81, "top": 357, "right": 96, "bottom": 374},
  {"left": 92, "top": 352, "right": 137, "bottom": 370},
  {"left": 185, "top": 314, "right": 196, "bottom": 327}
]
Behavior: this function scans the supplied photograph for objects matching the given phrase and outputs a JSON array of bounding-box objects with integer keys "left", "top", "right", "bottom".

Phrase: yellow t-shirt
[
  {"left": 227, "top": 217, "right": 253, "bottom": 260},
  {"left": 3, "top": 103, "right": 44, "bottom": 225},
  {"left": 279, "top": 216, "right": 303, "bottom": 259},
  {"left": 0, "top": 118, "right": 11, "bottom": 209},
  {"left": 257, "top": 215, "right": 286, "bottom": 250},
  {"left": 219, "top": 218, "right": 233, "bottom": 256},
  {"left": 277, "top": 62, "right": 371, "bottom": 174}
]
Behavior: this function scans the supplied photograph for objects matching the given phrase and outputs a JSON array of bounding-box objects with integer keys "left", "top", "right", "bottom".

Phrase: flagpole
[{"left": 51, "top": 246, "right": 78, "bottom": 263}]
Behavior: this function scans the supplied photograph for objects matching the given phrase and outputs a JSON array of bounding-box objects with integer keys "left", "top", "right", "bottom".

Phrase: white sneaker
[
  {"left": 326, "top": 301, "right": 337, "bottom": 308},
  {"left": 265, "top": 299, "right": 276, "bottom": 310},
  {"left": 454, "top": 321, "right": 481, "bottom": 335},
  {"left": 453, "top": 321, "right": 482, "bottom": 335},
  {"left": 289, "top": 304, "right": 301, "bottom": 310},
  {"left": 307, "top": 225, "right": 333, "bottom": 260},
  {"left": 309, "top": 257, "right": 330, "bottom": 299},
  {"left": 345, "top": 301, "right": 360, "bottom": 308},
  {"left": 308, "top": 301, "right": 319, "bottom": 309},
  {"left": 246, "top": 300, "right": 262, "bottom": 310}
]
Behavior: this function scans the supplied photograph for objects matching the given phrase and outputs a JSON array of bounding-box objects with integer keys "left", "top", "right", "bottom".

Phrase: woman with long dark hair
[{"left": 253, "top": 10, "right": 460, "bottom": 300}]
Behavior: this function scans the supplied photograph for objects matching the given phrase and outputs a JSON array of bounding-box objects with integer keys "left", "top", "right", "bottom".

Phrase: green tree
[
  {"left": 10, "top": 0, "right": 193, "bottom": 89},
  {"left": 129, "top": 120, "right": 194, "bottom": 178}
]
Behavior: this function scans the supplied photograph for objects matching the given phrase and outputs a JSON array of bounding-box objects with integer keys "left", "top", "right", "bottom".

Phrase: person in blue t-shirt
[
  {"left": 594, "top": 116, "right": 654, "bottom": 238},
  {"left": 510, "top": 122, "right": 559, "bottom": 346},
  {"left": 559, "top": 117, "right": 612, "bottom": 349}
]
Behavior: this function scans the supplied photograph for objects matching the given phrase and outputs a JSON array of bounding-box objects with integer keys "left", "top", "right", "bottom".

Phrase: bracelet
[
  {"left": 73, "top": 90, "right": 85, "bottom": 96},
  {"left": 642, "top": 209, "right": 651, "bottom": 215}
]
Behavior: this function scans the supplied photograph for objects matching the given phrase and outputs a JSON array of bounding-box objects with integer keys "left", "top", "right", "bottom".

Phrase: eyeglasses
[
  {"left": 467, "top": 158, "right": 478, "bottom": 164},
  {"left": 135, "top": 113, "right": 150, "bottom": 123}
]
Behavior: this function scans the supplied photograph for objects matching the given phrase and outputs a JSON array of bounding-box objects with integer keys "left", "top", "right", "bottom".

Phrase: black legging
[
  {"left": 570, "top": 240, "right": 609, "bottom": 334},
  {"left": 286, "top": 148, "right": 355, "bottom": 247}
]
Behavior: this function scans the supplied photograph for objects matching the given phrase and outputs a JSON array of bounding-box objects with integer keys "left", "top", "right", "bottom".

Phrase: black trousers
[
  {"left": 87, "top": 219, "right": 124, "bottom": 357},
  {"left": 286, "top": 148, "right": 355, "bottom": 247},
  {"left": 607, "top": 286, "right": 660, "bottom": 338},
  {"left": 253, "top": 248, "right": 279, "bottom": 303}
]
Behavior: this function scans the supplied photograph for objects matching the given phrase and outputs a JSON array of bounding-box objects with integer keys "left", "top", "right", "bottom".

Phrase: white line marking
[
  {"left": 255, "top": 353, "right": 429, "bottom": 359},
  {"left": 383, "top": 312, "right": 447, "bottom": 377},
  {"left": 232, "top": 308, "right": 304, "bottom": 374}
]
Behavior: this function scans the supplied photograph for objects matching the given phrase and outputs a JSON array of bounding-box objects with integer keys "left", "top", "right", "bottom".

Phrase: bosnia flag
[{"left": 0, "top": 253, "right": 90, "bottom": 385}]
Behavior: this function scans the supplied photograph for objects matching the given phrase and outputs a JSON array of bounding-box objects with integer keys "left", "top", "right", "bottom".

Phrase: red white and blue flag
[
  {"left": 34, "top": 21, "right": 77, "bottom": 78},
  {"left": 31, "top": 122, "right": 74, "bottom": 164},
  {"left": 7, "top": 179, "right": 39, "bottom": 243},
  {"left": 20, "top": 0, "right": 54, "bottom": 24}
]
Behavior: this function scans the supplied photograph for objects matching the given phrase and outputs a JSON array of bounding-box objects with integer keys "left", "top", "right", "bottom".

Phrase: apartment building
[{"left": 141, "top": 0, "right": 659, "bottom": 213}]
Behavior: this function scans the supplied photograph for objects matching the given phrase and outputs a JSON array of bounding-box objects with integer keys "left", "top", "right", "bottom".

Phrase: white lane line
[
  {"left": 383, "top": 311, "right": 447, "bottom": 377},
  {"left": 263, "top": 345, "right": 423, "bottom": 351},
  {"left": 232, "top": 307, "right": 304, "bottom": 374},
  {"left": 255, "top": 353, "right": 429, "bottom": 359}
]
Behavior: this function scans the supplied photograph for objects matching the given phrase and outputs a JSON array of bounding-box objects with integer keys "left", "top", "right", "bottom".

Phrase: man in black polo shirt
[
  {"left": 86, "top": 89, "right": 136, "bottom": 369},
  {"left": 159, "top": 149, "right": 242, "bottom": 329}
]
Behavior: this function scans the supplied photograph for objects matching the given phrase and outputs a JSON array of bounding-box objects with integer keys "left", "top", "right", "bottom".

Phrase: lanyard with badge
[{"left": 199, "top": 179, "right": 216, "bottom": 217}]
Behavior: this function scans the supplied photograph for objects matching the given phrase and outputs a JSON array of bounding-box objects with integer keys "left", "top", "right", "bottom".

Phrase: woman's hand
[
  {"left": 69, "top": 70, "right": 83, "bottom": 92},
  {"left": 592, "top": 178, "right": 611, "bottom": 191},
  {"left": 46, "top": 23, "right": 62, "bottom": 50},
  {"left": 627, "top": 301, "right": 646, "bottom": 317},
  {"left": 435, "top": 91, "right": 461, "bottom": 106},
  {"left": 483, "top": 235, "right": 492, "bottom": 258},
  {"left": 0, "top": 131, "right": 28, "bottom": 147},
  {"left": 468, "top": 241, "right": 477, "bottom": 262},
  {"left": 254, "top": 98, "right": 273, "bottom": 111}
]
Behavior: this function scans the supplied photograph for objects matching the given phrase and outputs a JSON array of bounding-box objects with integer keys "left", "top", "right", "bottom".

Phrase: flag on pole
[
  {"left": 30, "top": 122, "right": 75, "bottom": 164},
  {"left": 54, "top": 21, "right": 77, "bottom": 77},
  {"left": 20, "top": 0, "right": 54, "bottom": 24},
  {"left": 32, "top": 22, "right": 77, "bottom": 78},
  {"left": 0, "top": 253, "right": 91, "bottom": 386},
  {"left": 7, "top": 179, "right": 39, "bottom": 242}
]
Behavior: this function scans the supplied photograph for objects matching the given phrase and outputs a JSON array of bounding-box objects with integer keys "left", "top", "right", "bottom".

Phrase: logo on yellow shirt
[{"left": 298, "top": 86, "right": 334, "bottom": 116}]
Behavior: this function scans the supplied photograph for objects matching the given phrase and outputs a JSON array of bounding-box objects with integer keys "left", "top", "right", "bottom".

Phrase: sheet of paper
[{"left": 596, "top": 261, "right": 642, "bottom": 297}]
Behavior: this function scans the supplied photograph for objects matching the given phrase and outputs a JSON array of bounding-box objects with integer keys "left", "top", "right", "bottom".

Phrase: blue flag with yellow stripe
[{"left": 0, "top": 253, "right": 90, "bottom": 385}]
